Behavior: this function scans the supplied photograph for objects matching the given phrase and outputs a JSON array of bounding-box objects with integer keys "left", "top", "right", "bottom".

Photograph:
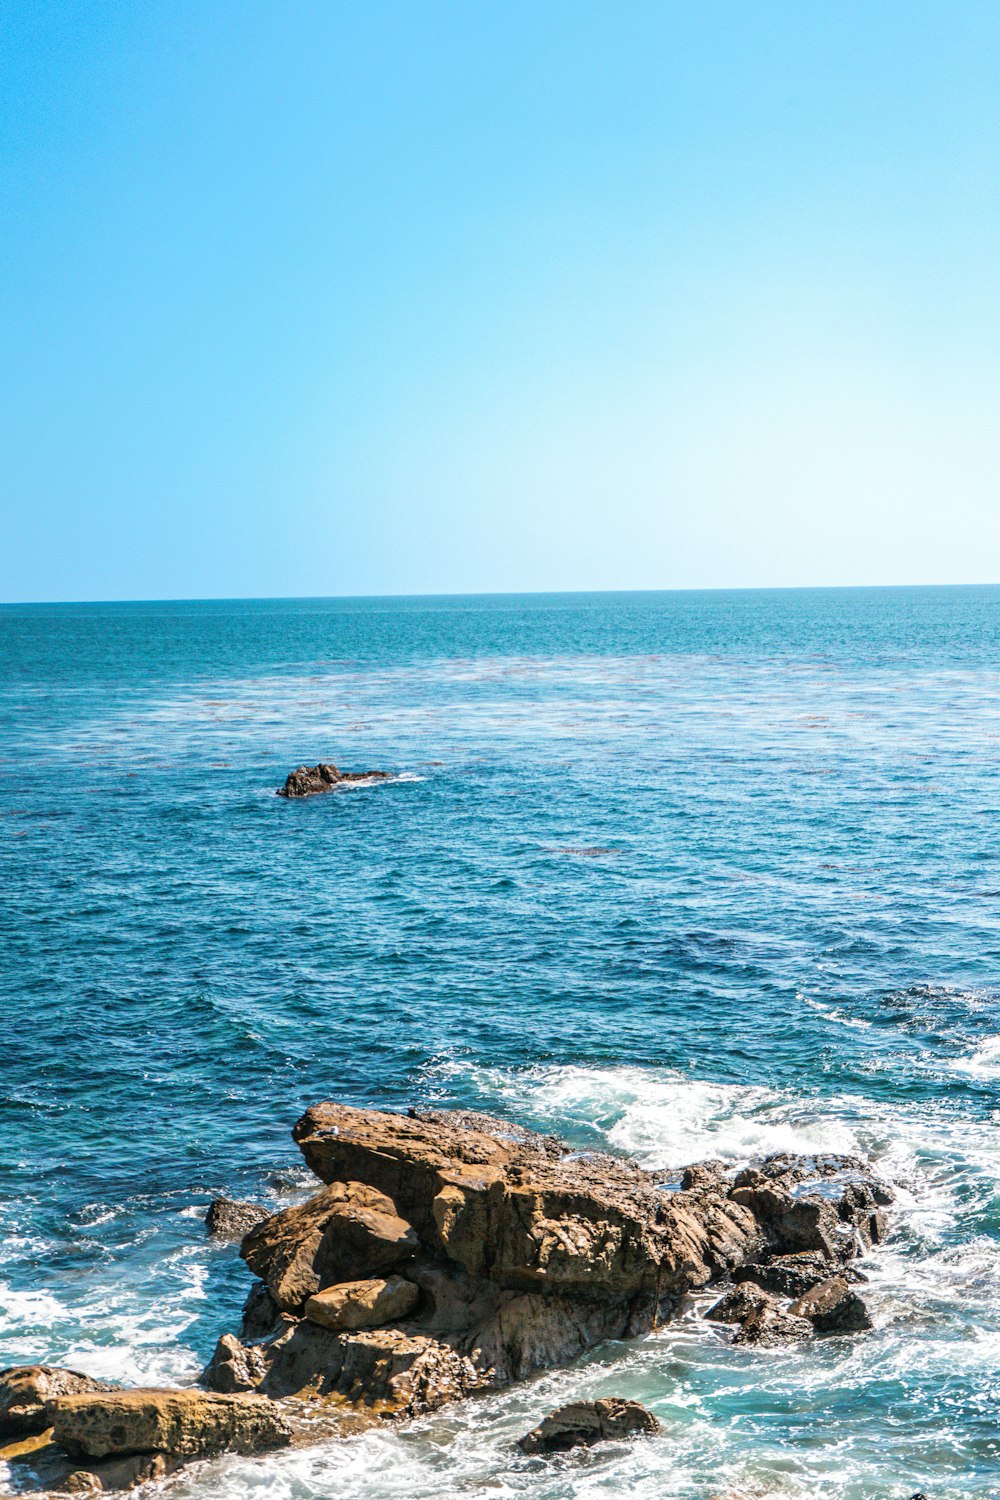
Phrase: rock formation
[
  {"left": 277, "top": 764, "right": 389, "bottom": 798},
  {"left": 518, "top": 1397, "right": 660, "bottom": 1453},
  {"left": 202, "top": 1103, "right": 892, "bottom": 1415},
  {"left": 205, "top": 1197, "right": 269, "bottom": 1241},
  {"left": 1, "top": 1102, "right": 894, "bottom": 1491}
]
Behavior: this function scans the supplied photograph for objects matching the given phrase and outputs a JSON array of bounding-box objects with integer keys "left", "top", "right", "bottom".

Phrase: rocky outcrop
[
  {"left": 3, "top": 1105, "right": 893, "bottom": 1491},
  {"left": 518, "top": 1398, "right": 660, "bottom": 1454},
  {"left": 277, "top": 764, "right": 389, "bottom": 798},
  {"left": 0, "top": 1386, "right": 290, "bottom": 1495},
  {"left": 201, "top": 1104, "right": 891, "bottom": 1418},
  {"left": 51, "top": 1389, "right": 291, "bottom": 1461},
  {"left": 205, "top": 1198, "right": 269, "bottom": 1241},
  {"left": 0, "top": 1367, "right": 116, "bottom": 1439}
]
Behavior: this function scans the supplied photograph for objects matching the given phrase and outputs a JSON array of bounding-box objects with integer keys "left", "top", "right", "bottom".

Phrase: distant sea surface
[{"left": 3, "top": 587, "right": 1000, "bottom": 1499}]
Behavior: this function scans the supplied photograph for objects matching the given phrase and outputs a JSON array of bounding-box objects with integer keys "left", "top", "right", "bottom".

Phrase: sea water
[{"left": 2, "top": 587, "right": 1000, "bottom": 1498}]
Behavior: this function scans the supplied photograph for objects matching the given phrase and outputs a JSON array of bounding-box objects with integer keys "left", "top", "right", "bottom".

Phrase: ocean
[{"left": 2, "top": 586, "right": 999, "bottom": 1498}]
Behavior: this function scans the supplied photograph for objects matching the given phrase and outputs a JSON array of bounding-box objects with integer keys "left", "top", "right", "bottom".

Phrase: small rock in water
[
  {"left": 277, "top": 763, "right": 389, "bottom": 798},
  {"left": 789, "top": 1276, "right": 873, "bottom": 1333},
  {"left": 205, "top": 1198, "right": 269, "bottom": 1241},
  {"left": 518, "top": 1398, "right": 660, "bottom": 1454}
]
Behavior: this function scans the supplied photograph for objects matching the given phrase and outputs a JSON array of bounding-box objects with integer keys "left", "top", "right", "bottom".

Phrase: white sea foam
[{"left": 948, "top": 1033, "right": 1000, "bottom": 1077}]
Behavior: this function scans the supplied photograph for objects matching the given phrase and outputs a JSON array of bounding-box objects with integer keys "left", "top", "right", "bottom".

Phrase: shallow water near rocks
[{"left": 2, "top": 587, "right": 1000, "bottom": 1498}]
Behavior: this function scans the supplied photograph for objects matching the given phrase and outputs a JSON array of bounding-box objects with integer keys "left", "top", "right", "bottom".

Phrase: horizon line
[{"left": 2, "top": 580, "right": 1000, "bottom": 609}]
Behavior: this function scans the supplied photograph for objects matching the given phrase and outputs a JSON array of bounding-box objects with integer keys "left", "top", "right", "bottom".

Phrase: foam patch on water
[{"left": 948, "top": 1034, "right": 1000, "bottom": 1078}]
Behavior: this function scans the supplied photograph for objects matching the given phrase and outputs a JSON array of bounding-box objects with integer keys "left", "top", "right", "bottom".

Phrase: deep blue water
[{"left": 2, "top": 588, "right": 1000, "bottom": 1499}]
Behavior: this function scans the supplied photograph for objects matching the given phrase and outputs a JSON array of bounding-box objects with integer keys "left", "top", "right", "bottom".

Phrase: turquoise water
[{"left": 2, "top": 587, "right": 1000, "bottom": 1498}]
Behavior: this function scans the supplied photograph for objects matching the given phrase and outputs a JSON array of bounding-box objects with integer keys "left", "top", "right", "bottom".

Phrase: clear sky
[{"left": 2, "top": 1, "right": 999, "bottom": 602}]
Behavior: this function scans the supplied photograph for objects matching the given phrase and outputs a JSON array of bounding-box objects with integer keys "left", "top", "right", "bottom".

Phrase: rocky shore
[{"left": 1, "top": 1101, "right": 894, "bottom": 1493}]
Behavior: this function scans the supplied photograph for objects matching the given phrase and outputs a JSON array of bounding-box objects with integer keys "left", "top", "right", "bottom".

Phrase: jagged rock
[
  {"left": 277, "top": 764, "right": 389, "bottom": 798},
  {"left": 789, "top": 1275, "right": 873, "bottom": 1333},
  {"left": 705, "top": 1282, "right": 811, "bottom": 1345},
  {"left": 239, "top": 1282, "right": 284, "bottom": 1341},
  {"left": 518, "top": 1398, "right": 660, "bottom": 1454},
  {"left": 680, "top": 1160, "right": 729, "bottom": 1193},
  {"left": 205, "top": 1198, "right": 269, "bottom": 1241},
  {"left": 0, "top": 1367, "right": 116, "bottom": 1439},
  {"left": 201, "top": 1104, "right": 891, "bottom": 1417},
  {"left": 705, "top": 1283, "right": 771, "bottom": 1325},
  {"left": 241, "top": 1180, "right": 419, "bottom": 1311},
  {"left": 201, "top": 1334, "right": 269, "bottom": 1394},
  {"left": 731, "top": 1300, "right": 812, "bottom": 1346},
  {"left": 734, "top": 1251, "right": 867, "bottom": 1299},
  {"left": 52, "top": 1389, "right": 291, "bottom": 1460},
  {"left": 305, "top": 1275, "right": 420, "bottom": 1331}
]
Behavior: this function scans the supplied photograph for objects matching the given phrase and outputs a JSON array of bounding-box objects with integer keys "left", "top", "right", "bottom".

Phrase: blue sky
[{"left": 2, "top": 1, "right": 999, "bottom": 601}]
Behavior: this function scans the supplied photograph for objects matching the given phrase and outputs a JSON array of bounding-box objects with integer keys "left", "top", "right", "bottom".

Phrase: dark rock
[
  {"left": 731, "top": 1301, "right": 812, "bottom": 1346},
  {"left": 705, "top": 1283, "right": 770, "bottom": 1325},
  {"left": 680, "top": 1160, "right": 729, "bottom": 1193},
  {"left": 201, "top": 1335, "right": 269, "bottom": 1395},
  {"left": 734, "top": 1251, "right": 867, "bottom": 1300},
  {"left": 705, "top": 1283, "right": 811, "bottom": 1345},
  {"left": 204, "top": 1198, "right": 269, "bottom": 1242},
  {"left": 51, "top": 1389, "right": 291, "bottom": 1460},
  {"left": 0, "top": 1367, "right": 116, "bottom": 1440},
  {"left": 277, "top": 764, "right": 389, "bottom": 798},
  {"left": 789, "top": 1276, "right": 873, "bottom": 1333},
  {"left": 518, "top": 1398, "right": 660, "bottom": 1454},
  {"left": 239, "top": 1282, "right": 284, "bottom": 1341}
]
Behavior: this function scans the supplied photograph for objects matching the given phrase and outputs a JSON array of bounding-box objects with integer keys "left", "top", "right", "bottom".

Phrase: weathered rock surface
[
  {"left": 201, "top": 1105, "right": 891, "bottom": 1418},
  {"left": 277, "top": 764, "right": 389, "bottom": 798},
  {"left": 789, "top": 1275, "right": 873, "bottom": 1333},
  {"left": 518, "top": 1398, "right": 660, "bottom": 1454},
  {"left": 305, "top": 1275, "right": 420, "bottom": 1331},
  {"left": 241, "top": 1180, "right": 419, "bottom": 1311},
  {"left": 205, "top": 1197, "right": 269, "bottom": 1241},
  {"left": 0, "top": 1366, "right": 116, "bottom": 1439},
  {"left": 52, "top": 1389, "right": 291, "bottom": 1459},
  {"left": 734, "top": 1251, "right": 867, "bottom": 1300}
]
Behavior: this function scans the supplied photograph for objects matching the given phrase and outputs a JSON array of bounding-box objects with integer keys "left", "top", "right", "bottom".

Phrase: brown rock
[
  {"left": 241, "top": 1180, "right": 419, "bottom": 1311},
  {"left": 204, "top": 1198, "right": 269, "bottom": 1241},
  {"left": 198, "top": 1102, "right": 892, "bottom": 1419},
  {"left": 0, "top": 1367, "right": 116, "bottom": 1440},
  {"left": 277, "top": 764, "right": 389, "bottom": 798},
  {"left": 201, "top": 1334, "right": 269, "bottom": 1394},
  {"left": 518, "top": 1398, "right": 660, "bottom": 1454},
  {"left": 305, "top": 1275, "right": 420, "bottom": 1331},
  {"left": 789, "top": 1276, "right": 873, "bottom": 1333},
  {"left": 51, "top": 1389, "right": 291, "bottom": 1460}
]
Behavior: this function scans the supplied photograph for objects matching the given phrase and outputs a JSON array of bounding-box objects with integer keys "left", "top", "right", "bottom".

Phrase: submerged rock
[
  {"left": 277, "top": 764, "right": 389, "bottom": 798},
  {"left": 0, "top": 1367, "right": 116, "bottom": 1440},
  {"left": 518, "top": 1398, "right": 660, "bottom": 1454},
  {"left": 205, "top": 1198, "right": 269, "bottom": 1241}
]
